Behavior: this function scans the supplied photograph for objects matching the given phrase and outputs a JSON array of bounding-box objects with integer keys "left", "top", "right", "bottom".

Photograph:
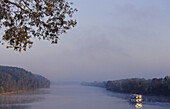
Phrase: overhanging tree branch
[{"left": 0, "top": 0, "right": 77, "bottom": 51}]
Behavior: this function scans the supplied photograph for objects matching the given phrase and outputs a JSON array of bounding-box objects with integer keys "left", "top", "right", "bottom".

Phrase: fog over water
[{"left": 1, "top": 0, "right": 170, "bottom": 81}]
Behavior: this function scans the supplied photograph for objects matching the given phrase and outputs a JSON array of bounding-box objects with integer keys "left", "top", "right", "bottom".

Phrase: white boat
[{"left": 130, "top": 94, "right": 142, "bottom": 103}]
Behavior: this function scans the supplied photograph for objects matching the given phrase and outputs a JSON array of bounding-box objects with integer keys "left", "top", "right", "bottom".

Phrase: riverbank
[
  {"left": 82, "top": 76, "right": 170, "bottom": 97},
  {"left": 0, "top": 87, "right": 50, "bottom": 96},
  {"left": 0, "top": 90, "right": 26, "bottom": 96},
  {"left": 0, "top": 89, "right": 41, "bottom": 96}
]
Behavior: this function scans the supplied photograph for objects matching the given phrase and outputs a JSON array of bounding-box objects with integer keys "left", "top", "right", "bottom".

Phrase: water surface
[{"left": 0, "top": 84, "right": 170, "bottom": 109}]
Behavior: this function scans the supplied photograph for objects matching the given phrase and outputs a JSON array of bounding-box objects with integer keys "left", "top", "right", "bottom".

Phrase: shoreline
[
  {"left": 0, "top": 87, "right": 49, "bottom": 96},
  {"left": 0, "top": 90, "right": 32, "bottom": 96}
]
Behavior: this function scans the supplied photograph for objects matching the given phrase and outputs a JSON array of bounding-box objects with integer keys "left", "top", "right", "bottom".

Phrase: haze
[{"left": 1, "top": 0, "right": 170, "bottom": 82}]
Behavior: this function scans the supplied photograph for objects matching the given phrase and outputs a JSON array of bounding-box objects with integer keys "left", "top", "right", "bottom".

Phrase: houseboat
[{"left": 130, "top": 94, "right": 142, "bottom": 103}]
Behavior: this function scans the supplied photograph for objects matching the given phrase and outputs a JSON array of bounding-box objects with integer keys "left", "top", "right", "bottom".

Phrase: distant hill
[
  {"left": 0, "top": 66, "right": 50, "bottom": 94},
  {"left": 81, "top": 81, "right": 106, "bottom": 88}
]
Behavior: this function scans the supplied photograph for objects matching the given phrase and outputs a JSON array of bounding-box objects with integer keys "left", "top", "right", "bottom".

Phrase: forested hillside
[
  {"left": 0, "top": 66, "right": 50, "bottom": 93},
  {"left": 106, "top": 76, "right": 170, "bottom": 96},
  {"left": 81, "top": 76, "right": 170, "bottom": 97}
]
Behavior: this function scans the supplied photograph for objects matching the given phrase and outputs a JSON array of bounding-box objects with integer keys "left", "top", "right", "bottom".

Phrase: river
[{"left": 0, "top": 84, "right": 169, "bottom": 109}]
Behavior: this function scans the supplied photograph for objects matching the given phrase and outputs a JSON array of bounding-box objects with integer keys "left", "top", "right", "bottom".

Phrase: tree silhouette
[{"left": 0, "top": 0, "right": 77, "bottom": 51}]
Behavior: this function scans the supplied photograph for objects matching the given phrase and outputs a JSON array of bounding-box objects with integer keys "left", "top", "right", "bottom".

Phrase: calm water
[{"left": 0, "top": 84, "right": 170, "bottom": 109}]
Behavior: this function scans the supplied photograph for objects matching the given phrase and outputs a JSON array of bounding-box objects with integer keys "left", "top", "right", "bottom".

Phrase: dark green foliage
[
  {"left": 0, "top": 66, "right": 50, "bottom": 93},
  {"left": 106, "top": 77, "right": 170, "bottom": 96}
]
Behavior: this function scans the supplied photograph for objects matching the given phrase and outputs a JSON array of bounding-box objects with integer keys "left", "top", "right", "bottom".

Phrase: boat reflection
[{"left": 135, "top": 103, "right": 142, "bottom": 109}]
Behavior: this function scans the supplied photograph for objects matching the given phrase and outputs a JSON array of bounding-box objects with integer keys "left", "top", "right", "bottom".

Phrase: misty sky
[{"left": 1, "top": 0, "right": 170, "bottom": 82}]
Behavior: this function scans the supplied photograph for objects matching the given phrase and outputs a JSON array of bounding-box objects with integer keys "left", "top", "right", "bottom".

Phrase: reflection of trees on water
[
  {"left": 0, "top": 105, "right": 31, "bottom": 109},
  {"left": 107, "top": 91, "right": 170, "bottom": 103},
  {"left": 0, "top": 89, "right": 50, "bottom": 109},
  {"left": 142, "top": 95, "right": 170, "bottom": 102},
  {"left": 0, "top": 94, "right": 42, "bottom": 104},
  {"left": 106, "top": 91, "right": 129, "bottom": 99}
]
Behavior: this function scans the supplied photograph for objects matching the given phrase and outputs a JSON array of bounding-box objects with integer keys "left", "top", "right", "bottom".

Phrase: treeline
[
  {"left": 81, "top": 81, "right": 106, "bottom": 88},
  {"left": 106, "top": 76, "right": 170, "bottom": 96},
  {"left": 0, "top": 66, "right": 50, "bottom": 93}
]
